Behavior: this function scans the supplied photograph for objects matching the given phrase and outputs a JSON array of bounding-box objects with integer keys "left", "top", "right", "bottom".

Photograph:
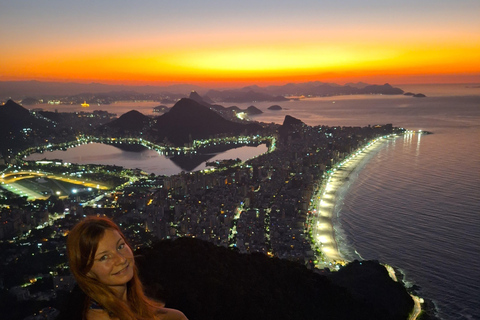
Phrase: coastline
[
  {"left": 310, "top": 133, "right": 425, "bottom": 320},
  {"left": 310, "top": 135, "right": 397, "bottom": 268}
]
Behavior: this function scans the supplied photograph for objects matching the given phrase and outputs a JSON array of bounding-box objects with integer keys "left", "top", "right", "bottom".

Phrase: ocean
[
  {"left": 31, "top": 84, "right": 480, "bottom": 319},
  {"left": 334, "top": 123, "right": 480, "bottom": 320},
  {"left": 238, "top": 84, "right": 480, "bottom": 320}
]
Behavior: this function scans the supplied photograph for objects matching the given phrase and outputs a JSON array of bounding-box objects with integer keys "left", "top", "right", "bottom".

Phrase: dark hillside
[
  {"left": 0, "top": 100, "right": 58, "bottom": 153},
  {"left": 151, "top": 98, "right": 261, "bottom": 145},
  {"left": 329, "top": 260, "right": 414, "bottom": 320},
  {"left": 102, "top": 109, "right": 151, "bottom": 135},
  {"left": 135, "top": 238, "right": 413, "bottom": 320}
]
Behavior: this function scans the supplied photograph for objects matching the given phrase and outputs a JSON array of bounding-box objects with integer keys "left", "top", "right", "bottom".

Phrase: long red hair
[{"left": 67, "top": 216, "right": 162, "bottom": 320}]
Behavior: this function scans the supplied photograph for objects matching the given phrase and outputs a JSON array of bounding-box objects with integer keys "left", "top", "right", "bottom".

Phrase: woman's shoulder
[{"left": 156, "top": 307, "right": 188, "bottom": 320}]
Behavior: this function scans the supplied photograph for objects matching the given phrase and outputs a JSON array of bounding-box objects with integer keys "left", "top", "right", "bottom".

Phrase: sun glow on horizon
[
  {"left": 4, "top": 40, "right": 478, "bottom": 86},
  {"left": 1, "top": 1, "right": 479, "bottom": 86}
]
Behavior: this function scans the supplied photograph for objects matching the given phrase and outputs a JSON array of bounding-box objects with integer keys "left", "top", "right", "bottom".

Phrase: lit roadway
[
  {"left": 1, "top": 171, "right": 110, "bottom": 200},
  {"left": 17, "top": 135, "right": 276, "bottom": 160}
]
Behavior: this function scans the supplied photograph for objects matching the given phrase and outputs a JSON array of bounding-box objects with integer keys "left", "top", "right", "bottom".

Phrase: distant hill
[
  {"left": 20, "top": 97, "right": 40, "bottom": 105},
  {"left": 1, "top": 80, "right": 406, "bottom": 102},
  {"left": 245, "top": 105, "right": 263, "bottom": 115},
  {"left": 226, "top": 106, "right": 241, "bottom": 112},
  {"left": 102, "top": 110, "right": 151, "bottom": 135},
  {"left": 205, "top": 89, "right": 289, "bottom": 103},
  {"left": 131, "top": 237, "right": 413, "bottom": 320},
  {"left": 0, "top": 80, "right": 206, "bottom": 98},
  {"left": 413, "top": 93, "right": 426, "bottom": 98},
  {"left": 205, "top": 82, "right": 404, "bottom": 100},
  {"left": 259, "top": 81, "right": 342, "bottom": 95},
  {"left": 153, "top": 105, "right": 170, "bottom": 113},
  {"left": 268, "top": 105, "right": 282, "bottom": 110},
  {"left": 0, "top": 99, "right": 31, "bottom": 119},
  {"left": 344, "top": 81, "right": 370, "bottom": 89},
  {"left": 188, "top": 90, "right": 214, "bottom": 105},
  {"left": 188, "top": 91, "right": 250, "bottom": 121},
  {"left": 151, "top": 98, "right": 262, "bottom": 145},
  {"left": 0, "top": 100, "right": 58, "bottom": 153},
  {"left": 359, "top": 83, "right": 404, "bottom": 95}
]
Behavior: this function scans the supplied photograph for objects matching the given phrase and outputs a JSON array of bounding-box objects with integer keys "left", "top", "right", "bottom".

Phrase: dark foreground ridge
[{"left": 131, "top": 238, "right": 413, "bottom": 320}]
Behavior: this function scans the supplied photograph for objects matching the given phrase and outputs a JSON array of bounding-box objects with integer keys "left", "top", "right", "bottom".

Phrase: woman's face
[{"left": 87, "top": 229, "right": 134, "bottom": 288}]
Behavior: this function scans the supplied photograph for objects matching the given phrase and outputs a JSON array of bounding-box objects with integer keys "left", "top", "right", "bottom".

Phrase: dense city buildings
[{"left": 0, "top": 97, "right": 403, "bottom": 319}]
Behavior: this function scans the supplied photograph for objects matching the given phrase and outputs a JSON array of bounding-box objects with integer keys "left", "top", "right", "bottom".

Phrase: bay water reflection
[{"left": 26, "top": 142, "right": 268, "bottom": 176}]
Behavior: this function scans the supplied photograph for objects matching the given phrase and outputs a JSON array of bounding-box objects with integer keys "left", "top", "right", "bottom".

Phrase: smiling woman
[
  {"left": 87, "top": 229, "right": 135, "bottom": 293},
  {"left": 65, "top": 216, "right": 187, "bottom": 320}
]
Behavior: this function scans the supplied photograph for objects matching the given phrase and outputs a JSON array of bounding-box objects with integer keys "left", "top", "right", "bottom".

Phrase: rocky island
[{"left": 268, "top": 105, "right": 283, "bottom": 110}]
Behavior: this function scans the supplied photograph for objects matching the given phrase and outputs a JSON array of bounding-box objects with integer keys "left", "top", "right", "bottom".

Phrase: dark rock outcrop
[
  {"left": 282, "top": 114, "right": 304, "bottom": 127},
  {"left": 133, "top": 238, "right": 414, "bottom": 320},
  {"left": 278, "top": 115, "right": 306, "bottom": 142}
]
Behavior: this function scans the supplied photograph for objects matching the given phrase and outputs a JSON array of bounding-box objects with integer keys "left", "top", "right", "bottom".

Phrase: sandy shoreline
[
  {"left": 310, "top": 134, "right": 398, "bottom": 268},
  {"left": 310, "top": 133, "right": 424, "bottom": 319}
]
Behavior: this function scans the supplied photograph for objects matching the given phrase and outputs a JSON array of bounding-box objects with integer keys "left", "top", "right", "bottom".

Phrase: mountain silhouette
[
  {"left": 1, "top": 99, "right": 32, "bottom": 119},
  {"left": 226, "top": 106, "right": 241, "bottom": 112},
  {"left": 413, "top": 93, "right": 426, "bottom": 98},
  {"left": 282, "top": 115, "right": 304, "bottom": 127},
  {"left": 344, "top": 81, "right": 370, "bottom": 89},
  {"left": 278, "top": 115, "right": 305, "bottom": 142},
  {"left": 206, "top": 82, "right": 404, "bottom": 98},
  {"left": 103, "top": 110, "right": 151, "bottom": 134},
  {"left": 245, "top": 105, "right": 263, "bottom": 115},
  {"left": 268, "top": 105, "right": 282, "bottom": 110},
  {"left": 188, "top": 90, "right": 214, "bottom": 105},
  {"left": 0, "top": 100, "right": 57, "bottom": 153},
  {"left": 205, "top": 89, "right": 288, "bottom": 103},
  {"left": 151, "top": 98, "right": 262, "bottom": 145},
  {"left": 359, "top": 83, "right": 404, "bottom": 94},
  {"left": 0, "top": 80, "right": 206, "bottom": 97}
]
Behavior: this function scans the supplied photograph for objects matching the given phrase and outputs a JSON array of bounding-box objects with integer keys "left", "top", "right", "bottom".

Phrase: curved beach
[
  {"left": 310, "top": 132, "right": 424, "bottom": 320},
  {"left": 311, "top": 135, "right": 397, "bottom": 267}
]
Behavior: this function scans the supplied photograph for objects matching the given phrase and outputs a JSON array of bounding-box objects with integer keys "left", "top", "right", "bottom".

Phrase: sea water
[
  {"left": 246, "top": 85, "right": 480, "bottom": 320},
  {"left": 335, "top": 125, "right": 480, "bottom": 320}
]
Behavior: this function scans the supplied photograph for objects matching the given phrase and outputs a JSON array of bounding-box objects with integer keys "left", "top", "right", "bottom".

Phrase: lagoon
[{"left": 26, "top": 142, "right": 268, "bottom": 176}]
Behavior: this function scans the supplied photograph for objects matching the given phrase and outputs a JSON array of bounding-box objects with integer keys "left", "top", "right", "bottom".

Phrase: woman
[{"left": 66, "top": 216, "right": 187, "bottom": 320}]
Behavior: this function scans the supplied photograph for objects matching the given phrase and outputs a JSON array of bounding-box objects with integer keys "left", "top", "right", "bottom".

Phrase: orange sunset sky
[{"left": 1, "top": 0, "right": 480, "bottom": 87}]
